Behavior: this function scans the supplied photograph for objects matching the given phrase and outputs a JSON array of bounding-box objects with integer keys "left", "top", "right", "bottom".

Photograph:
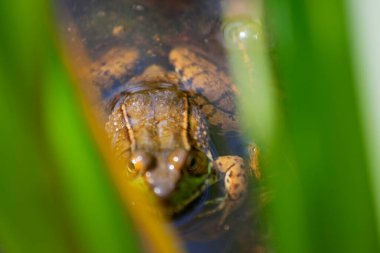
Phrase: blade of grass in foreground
[
  {"left": 0, "top": 0, "right": 182, "bottom": 252},
  {"left": 347, "top": 0, "right": 380, "bottom": 244},
  {"left": 264, "top": 0, "right": 380, "bottom": 253},
  {"left": 0, "top": 1, "right": 77, "bottom": 252},
  {"left": 44, "top": 45, "right": 141, "bottom": 253},
  {"left": 222, "top": 0, "right": 379, "bottom": 252}
]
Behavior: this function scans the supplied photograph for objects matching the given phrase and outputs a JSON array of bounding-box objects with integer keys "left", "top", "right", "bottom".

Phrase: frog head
[{"left": 106, "top": 87, "right": 214, "bottom": 214}]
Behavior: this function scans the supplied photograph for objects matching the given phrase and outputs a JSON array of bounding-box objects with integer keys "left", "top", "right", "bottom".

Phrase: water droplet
[{"left": 223, "top": 18, "right": 263, "bottom": 49}]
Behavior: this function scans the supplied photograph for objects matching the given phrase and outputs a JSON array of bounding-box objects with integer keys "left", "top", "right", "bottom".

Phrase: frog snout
[
  {"left": 131, "top": 149, "right": 188, "bottom": 198},
  {"left": 144, "top": 165, "right": 181, "bottom": 198}
]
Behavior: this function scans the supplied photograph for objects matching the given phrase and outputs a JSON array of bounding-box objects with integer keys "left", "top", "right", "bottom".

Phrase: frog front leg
[
  {"left": 216, "top": 144, "right": 261, "bottom": 199},
  {"left": 214, "top": 156, "right": 248, "bottom": 202},
  {"left": 198, "top": 144, "right": 261, "bottom": 225},
  {"left": 196, "top": 155, "right": 248, "bottom": 225}
]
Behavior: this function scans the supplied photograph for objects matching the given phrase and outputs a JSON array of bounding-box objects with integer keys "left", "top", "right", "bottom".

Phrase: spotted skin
[
  {"left": 170, "top": 47, "right": 239, "bottom": 132},
  {"left": 89, "top": 47, "right": 139, "bottom": 89},
  {"left": 215, "top": 156, "right": 248, "bottom": 200}
]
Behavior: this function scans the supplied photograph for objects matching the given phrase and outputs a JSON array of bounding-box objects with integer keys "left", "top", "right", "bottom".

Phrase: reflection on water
[{"left": 56, "top": 0, "right": 265, "bottom": 252}]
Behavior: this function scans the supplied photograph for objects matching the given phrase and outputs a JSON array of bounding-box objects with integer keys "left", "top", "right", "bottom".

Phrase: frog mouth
[
  {"left": 164, "top": 163, "right": 218, "bottom": 216},
  {"left": 129, "top": 163, "right": 219, "bottom": 217}
]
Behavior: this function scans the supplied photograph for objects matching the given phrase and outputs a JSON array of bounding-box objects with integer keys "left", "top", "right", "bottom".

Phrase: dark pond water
[{"left": 56, "top": 0, "right": 265, "bottom": 252}]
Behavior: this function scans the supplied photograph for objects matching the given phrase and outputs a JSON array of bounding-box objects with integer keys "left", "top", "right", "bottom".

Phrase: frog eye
[
  {"left": 168, "top": 148, "right": 188, "bottom": 171},
  {"left": 126, "top": 160, "right": 137, "bottom": 175},
  {"left": 186, "top": 151, "right": 209, "bottom": 176},
  {"left": 130, "top": 151, "right": 153, "bottom": 174}
]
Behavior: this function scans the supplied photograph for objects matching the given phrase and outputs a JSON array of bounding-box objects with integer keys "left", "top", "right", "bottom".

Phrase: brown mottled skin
[
  {"left": 106, "top": 86, "right": 211, "bottom": 198},
  {"left": 92, "top": 46, "right": 256, "bottom": 218}
]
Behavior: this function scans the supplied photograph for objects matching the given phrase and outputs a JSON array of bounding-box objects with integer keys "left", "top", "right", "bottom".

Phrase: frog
[
  {"left": 89, "top": 45, "right": 258, "bottom": 223},
  {"left": 74, "top": 0, "right": 260, "bottom": 224}
]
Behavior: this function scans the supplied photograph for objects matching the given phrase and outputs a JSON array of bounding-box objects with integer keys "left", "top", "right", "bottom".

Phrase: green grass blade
[
  {"left": 264, "top": 0, "right": 380, "bottom": 252},
  {"left": 0, "top": 1, "right": 76, "bottom": 252},
  {"left": 43, "top": 46, "right": 141, "bottom": 253},
  {"left": 0, "top": 1, "right": 145, "bottom": 252}
]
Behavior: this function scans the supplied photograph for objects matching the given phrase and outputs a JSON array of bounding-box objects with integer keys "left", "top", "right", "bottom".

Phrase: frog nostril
[{"left": 168, "top": 148, "right": 188, "bottom": 171}]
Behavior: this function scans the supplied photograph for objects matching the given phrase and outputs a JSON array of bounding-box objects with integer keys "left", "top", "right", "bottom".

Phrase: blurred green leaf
[
  {"left": 223, "top": 0, "right": 380, "bottom": 252},
  {"left": 44, "top": 46, "right": 141, "bottom": 253},
  {"left": 263, "top": 0, "right": 380, "bottom": 252},
  {"left": 0, "top": 0, "right": 142, "bottom": 252},
  {"left": 0, "top": 1, "right": 74, "bottom": 252}
]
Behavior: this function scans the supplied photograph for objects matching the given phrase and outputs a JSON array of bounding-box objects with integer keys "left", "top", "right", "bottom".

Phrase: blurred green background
[{"left": 0, "top": 0, "right": 379, "bottom": 252}]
